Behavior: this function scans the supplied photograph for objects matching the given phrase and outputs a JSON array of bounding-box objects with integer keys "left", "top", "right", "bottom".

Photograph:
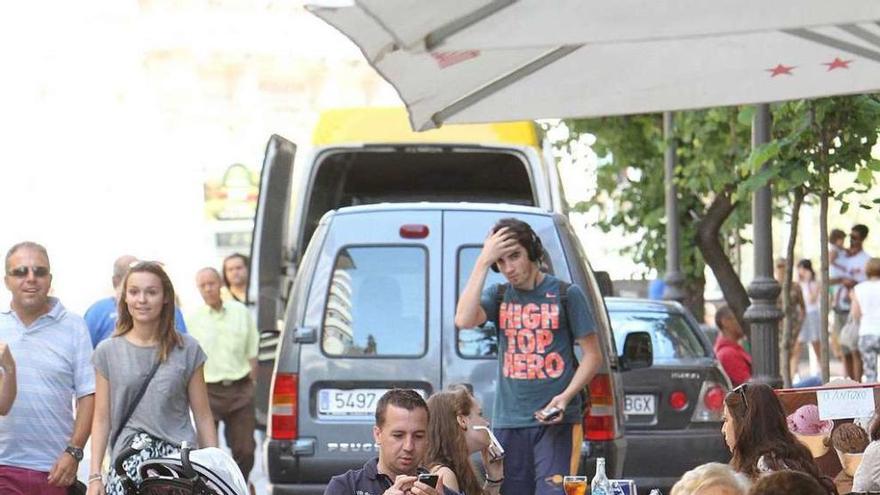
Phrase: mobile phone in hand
[
  {"left": 539, "top": 406, "right": 562, "bottom": 421},
  {"left": 418, "top": 473, "right": 439, "bottom": 488}
]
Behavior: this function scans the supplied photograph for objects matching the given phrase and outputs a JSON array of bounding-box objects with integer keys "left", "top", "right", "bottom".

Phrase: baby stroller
[{"left": 114, "top": 437, "right": 249, "bottom": 495}]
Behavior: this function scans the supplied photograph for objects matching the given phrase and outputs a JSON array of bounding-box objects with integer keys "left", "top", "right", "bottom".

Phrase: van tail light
[
  {"left": 400, "top": 224, "right": 429, "bottom": 239},
  {"left": 270, "top": 373, "right": 298, "bottom": 440},
  {"left": 584, "top": 373, "right": 617, "bottom": 441},
  {"left": 691, "top": 381, "right": 727, "bottom": 422}
]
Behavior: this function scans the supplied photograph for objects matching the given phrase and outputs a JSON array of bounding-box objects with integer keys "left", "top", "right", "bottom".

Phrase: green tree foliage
[
  {"left": 557, "top": 108, "right": 752, "bottom": 322},
  {"left": 554, "top": 96, "right": 880, "bottom": 336}
]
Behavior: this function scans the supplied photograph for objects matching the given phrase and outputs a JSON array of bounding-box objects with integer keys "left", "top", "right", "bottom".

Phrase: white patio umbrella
[{"left": 309, "top": 0, "right": 880, "bottom": 130}]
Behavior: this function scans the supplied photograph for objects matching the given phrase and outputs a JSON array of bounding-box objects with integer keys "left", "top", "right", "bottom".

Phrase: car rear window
[
  {"left": 609, "top": 310, "right": 708, "bottom": 361},
  {"left": 321, "top": 246, "right": 427, "bottom": 357}
]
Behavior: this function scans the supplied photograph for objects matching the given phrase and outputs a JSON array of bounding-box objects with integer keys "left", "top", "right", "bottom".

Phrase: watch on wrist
[{"left": 65, "top": 445, "right": 84, "bottom": 462}]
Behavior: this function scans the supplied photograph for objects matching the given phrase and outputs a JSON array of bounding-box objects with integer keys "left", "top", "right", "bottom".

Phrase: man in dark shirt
[{"left": 324, "top": 389, "right": 448, "bottom": 495}]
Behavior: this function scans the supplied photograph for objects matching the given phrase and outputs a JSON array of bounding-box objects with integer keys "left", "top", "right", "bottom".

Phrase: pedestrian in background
[
  {"left": 84, "top": 255, "right": 187, "bottom": 348},
  {"left": 852, "top": 258, "right": 880, "bottom": 382},
  {"left": 0, "top": 341, "right": 15, "bottom": 415},
  {"left": 222, "top": 253, "right": 250, "bottom": 304},
  {"left": 721, "top": 383, "right": 834, "bottom": 493},
  {"left": 455, "top": 218, "right": 602, "bottom": 495},
  {"left": 832, "top": 224, "right": 872, "bottom": 382},
  {"left": 828, "top": 229, "right": 847, "bottom": 359},
  {"left": 0, "top": 241, "right": 95, "bottom": 494},
  {"left": 87, "top": 261, "right": 217, "bottom": 495},
  {"left": 713, "top": 306, "right": 752, "bottom": 387},
  {"left": 187, "top": 267, "right": 258, "bottom": 481},
  {"left": 792, "top": 259, "right": 821, "bottom": 378},
  {"left": 424, "top": 385, "right": 504, "bottom": 495}
]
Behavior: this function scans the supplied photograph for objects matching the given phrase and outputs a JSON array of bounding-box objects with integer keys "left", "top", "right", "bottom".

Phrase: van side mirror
[
  {"left": 595, "top": 271, "right": 614, "bottom": 297},
  {"left": 620, "top": 331, "right": 653, "bottom": 371}
]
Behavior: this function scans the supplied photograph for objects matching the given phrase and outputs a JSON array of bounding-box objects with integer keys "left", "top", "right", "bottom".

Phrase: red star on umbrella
[
  {"left": 824, "top": 57, "right": 853, "bottom": 71},
  {"left": 766, "top": 64, "right": 796, "bottom": 77}
]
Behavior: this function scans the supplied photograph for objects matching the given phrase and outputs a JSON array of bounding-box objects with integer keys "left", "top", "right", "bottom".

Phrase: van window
[
  {"left": 456, "top": 247, "right": 508, "bottom": 358},
  {"left": 321, "top": 246, "right": 428, "bottom": 357},
  {"left": 303, "top": 149, "right": 535, "bottom": 249}
]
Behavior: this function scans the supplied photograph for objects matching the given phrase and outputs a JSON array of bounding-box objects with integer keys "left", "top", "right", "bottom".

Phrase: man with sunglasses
[{"left": 0, "top": 242, "right": 95, "bottom": 494}]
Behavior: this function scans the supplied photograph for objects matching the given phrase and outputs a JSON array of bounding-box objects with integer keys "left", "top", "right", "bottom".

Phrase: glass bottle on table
[{"left": 591, "top": 457, "right": 611, "bottom": 495}]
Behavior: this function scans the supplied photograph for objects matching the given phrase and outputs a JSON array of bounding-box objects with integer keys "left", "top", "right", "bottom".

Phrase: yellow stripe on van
[{"left": 313, "top": 107, "right": 540, "bottom": 148}]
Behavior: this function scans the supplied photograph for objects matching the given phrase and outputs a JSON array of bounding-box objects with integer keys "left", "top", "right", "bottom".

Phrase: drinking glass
[{"left": 563, "top": 475, "right": 587, "bottom": 495}]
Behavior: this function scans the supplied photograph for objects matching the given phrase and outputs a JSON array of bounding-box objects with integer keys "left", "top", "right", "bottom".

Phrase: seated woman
[
  {"left": 0, "top": 341, "right": 15, "bottom": 415},
  {"left": 852, "top": 411, "right": 880, "bottom": 492},
  {"left": 425, "top": 385, "right": 504, "bottom": 495},
  {"left": 670, "top": 462, "right": 750, "bottom": 495},
  {"left": 721, "top": 383, "right": 836, "bottom": 494}
]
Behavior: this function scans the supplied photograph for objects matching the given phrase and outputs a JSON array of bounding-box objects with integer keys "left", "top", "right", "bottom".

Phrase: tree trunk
[
  {"left": 696, "top": 187, "right": 751, "bottom": 337},
  {"left": 683, "top": 277, "right": 707, "bottom": 324},
  {"left": 819, "top": 178, "right": 831, "bottom": 382},
  {"left": 781, "top": 188, "right": 804, "bottom": 388}
]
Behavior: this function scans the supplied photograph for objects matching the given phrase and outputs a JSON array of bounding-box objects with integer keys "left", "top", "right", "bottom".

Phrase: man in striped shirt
[{"left": 0, "top": 241, "right": 95, "bottom": 494}]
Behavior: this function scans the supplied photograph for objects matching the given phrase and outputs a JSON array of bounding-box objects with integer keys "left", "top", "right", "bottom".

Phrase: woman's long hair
[
  {"left": 425, "top": 386, "right": 484, "bottom": 495},
  {"left": 114, "top": 261, "right": 183, "bottom": 362},
  {"left": 798, "top": 259, "right": 816, "bottom": 281},
  {"left": 725, "top": 383, "right": 836, "bottom": 494}
]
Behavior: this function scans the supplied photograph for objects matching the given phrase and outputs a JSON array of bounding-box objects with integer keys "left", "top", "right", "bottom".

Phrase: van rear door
[
  {"left": 441, "top": 210, "right": 571, "bottom": 421},
  {"left": 292, "top": 209, "right": 443, "bottom": 482},
  {"left": 250, "top": 134, "right": 296, "bottom": 427}
]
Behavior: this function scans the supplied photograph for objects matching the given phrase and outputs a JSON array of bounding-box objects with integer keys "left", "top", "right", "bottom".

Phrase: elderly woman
[
  {"left": 670, "top": 462, "right": 750, "bottom": 495},
  {"left": 721, "top": 383, "right": 836, "bottom": 494},
  {"left": 0, "top": 341, "right": 15, "bottom": 415}
]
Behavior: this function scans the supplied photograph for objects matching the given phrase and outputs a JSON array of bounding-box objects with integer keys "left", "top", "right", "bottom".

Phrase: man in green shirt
[{"left": 188, "top": 267, "right": 259, "bottom": 482}]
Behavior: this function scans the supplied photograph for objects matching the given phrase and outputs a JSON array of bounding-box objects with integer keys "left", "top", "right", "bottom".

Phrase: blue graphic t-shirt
[{"left": 481, "top": 274, "right": 595, "bottom": 428}]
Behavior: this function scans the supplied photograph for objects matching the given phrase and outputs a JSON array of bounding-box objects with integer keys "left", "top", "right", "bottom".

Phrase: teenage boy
[{"left": 456, "top": 218, "right": 603, "bottom": 495}]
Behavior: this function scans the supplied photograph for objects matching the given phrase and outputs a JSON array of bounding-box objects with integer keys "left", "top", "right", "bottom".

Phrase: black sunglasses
[
  {"left": 7, "top": 266, "right": 50, "bottom": 278},
  {"left": 732, "top": 383, "right": 749, "bottom": 409}
]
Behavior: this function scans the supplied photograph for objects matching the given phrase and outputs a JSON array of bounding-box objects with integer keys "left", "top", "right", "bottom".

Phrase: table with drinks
[{"left": 568, "top": 457, "right": 660, "bottom": 495}]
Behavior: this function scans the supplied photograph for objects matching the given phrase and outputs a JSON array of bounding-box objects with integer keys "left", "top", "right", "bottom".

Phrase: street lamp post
[
  {"left": 744, "top": 104, "right": 783, "bottom": 388},
  {"left": 662, "top": 112, "right": 686, "bottom": 302}
]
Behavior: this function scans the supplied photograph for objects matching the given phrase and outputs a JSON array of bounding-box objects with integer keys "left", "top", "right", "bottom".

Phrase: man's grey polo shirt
[{"left": 0, "top": 298, "right": 96, "bottom": 471}]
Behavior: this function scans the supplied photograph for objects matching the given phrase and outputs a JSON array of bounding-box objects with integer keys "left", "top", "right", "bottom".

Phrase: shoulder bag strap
[{"left": 110, "top": 358, "right": 161, "bottom": 448}]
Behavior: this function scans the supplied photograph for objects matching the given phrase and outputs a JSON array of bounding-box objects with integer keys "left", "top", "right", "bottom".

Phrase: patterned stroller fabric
[{"left": 107, "top": 432, "right": 180, "bottom": 495}]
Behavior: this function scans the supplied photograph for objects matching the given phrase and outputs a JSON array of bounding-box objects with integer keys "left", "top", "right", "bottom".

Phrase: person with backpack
[{"left": 455, "top": 218, "right": 603, "bottom": 495}]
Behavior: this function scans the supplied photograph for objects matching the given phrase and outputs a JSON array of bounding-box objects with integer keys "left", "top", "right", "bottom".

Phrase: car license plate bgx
[{"left": 624, "top": 394, "right": 655, "bottom": 415}]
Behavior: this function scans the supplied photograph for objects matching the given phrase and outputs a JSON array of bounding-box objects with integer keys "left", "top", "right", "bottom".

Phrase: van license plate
[
  {"left": 624, "top": 394, "right": 655, "bottom": 415},
  {"left": 319, "top": 389, "right": 387, "bottom": 417}
]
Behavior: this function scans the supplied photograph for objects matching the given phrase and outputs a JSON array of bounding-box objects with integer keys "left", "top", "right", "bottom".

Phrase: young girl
[
  {"left": 792, "top": 259, "right": 821, "bottom": 378},
  {"left": 87, "top": 261, "right": 217, "bottom": 495},
  {"left": 425, "top": 386, "right": 504, "bottom": 495}
]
